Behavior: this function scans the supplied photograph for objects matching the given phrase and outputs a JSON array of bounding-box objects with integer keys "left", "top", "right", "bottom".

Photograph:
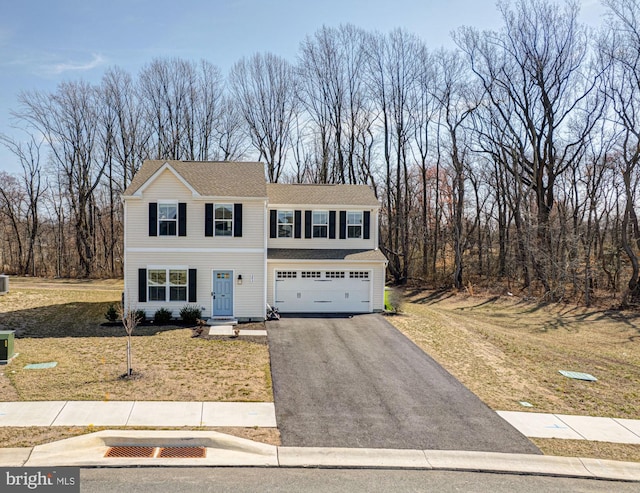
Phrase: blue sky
[{"left": 0, "top": 0, "right": 607, "bottom": 173}]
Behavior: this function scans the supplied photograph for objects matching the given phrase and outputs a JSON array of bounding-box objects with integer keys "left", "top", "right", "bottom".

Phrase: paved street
[
  {"left": 79, "top": 467, "right": 640, "bottom": 493},
  {"left": 268, "top": 314, "right": 540, "bottom": 453}
]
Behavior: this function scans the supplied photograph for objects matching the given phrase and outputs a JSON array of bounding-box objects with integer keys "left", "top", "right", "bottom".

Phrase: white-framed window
[
  {"left": 277, "top": 271, "right": 297, "bottom": 279},
  {"left": 347, "top": 211, "right": 363, "bottom": 239},
  {"left": 278, "top": 210, "right": 294, "bottom": 238},
  {"left": 158, "top": 203, "right": 178, "bottom": 236},
  {"left": 301, "top": 271, "right": 321, "bottom": 278},
  {"left": 349, "top": 271, "right": 369, "bottom": 279},
  {"left": 215, "top": 204, "right": 233, "bottom": 236},
  {"left": 148, "top": 268, "right": 187, "bottom": 301},
  {"left": 313, "top": 211, "right": 328, "bottom": 238},
  {"left": 325, "top": 271, "right": 345, "bottom": 279}
]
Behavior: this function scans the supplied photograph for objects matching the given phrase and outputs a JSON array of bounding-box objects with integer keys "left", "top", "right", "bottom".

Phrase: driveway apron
[{"left": 268, "top": 314, "right": 541, "bottom": 454}]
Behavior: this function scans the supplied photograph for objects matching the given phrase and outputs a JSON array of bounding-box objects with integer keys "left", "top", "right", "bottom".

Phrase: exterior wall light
[{"left": 237, "top": 274, "right": 243, "bottom": 285}]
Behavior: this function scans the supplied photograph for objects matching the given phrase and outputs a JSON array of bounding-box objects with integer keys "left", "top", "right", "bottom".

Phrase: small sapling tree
[{"left": 118, "top": 302, "right": 142, "bottom": 377}]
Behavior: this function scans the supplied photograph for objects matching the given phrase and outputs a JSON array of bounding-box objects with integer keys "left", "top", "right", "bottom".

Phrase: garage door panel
[{"left": 275, "top": 270, "right": 371, "bottom": 313}]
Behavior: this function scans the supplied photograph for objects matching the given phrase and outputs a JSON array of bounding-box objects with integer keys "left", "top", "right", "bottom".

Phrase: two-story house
[{"left": 122, "top": 160, "right": 387, "bottom": 321}]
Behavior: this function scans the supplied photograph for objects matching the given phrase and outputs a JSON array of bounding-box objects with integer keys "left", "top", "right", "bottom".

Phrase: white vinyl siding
[
  {"left": 125, "top": 169, "right": 265, "bottom": 249},
  {"left": 125, "top": 251, "right": 265, "bottom": 319},
  {"left": 266, "top": 207, "right": 378, "bottom": 250}
]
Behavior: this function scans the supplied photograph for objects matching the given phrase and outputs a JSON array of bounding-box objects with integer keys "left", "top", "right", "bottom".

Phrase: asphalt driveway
[{"left": 268, "top": 314, "right": 540, "bottom": 453}]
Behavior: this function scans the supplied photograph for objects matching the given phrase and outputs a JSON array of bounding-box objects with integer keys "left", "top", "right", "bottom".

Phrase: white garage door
[{"left": 275, "top": 270, "right": 372, "bottom": 313}]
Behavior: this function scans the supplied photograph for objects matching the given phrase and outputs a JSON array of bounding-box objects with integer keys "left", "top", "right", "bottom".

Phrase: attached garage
[
  {"left": 275, "top": 269, "right": 372, "bottom": 313},
  {"left": 267, "top": 249, "right": 387, "bottom": 314}
]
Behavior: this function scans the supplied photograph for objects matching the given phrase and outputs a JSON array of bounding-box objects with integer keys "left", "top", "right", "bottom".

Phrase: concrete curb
[{"left": 1, "top": 431, "right": 639, "bottom": 482}]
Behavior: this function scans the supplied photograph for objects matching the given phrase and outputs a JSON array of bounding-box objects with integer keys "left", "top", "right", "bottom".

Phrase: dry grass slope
[
  {"left": 390, "top": 290, "right": 640, "bottom": 419},
  {"left": 389, "top": 289, "right": 640, "bottom": 463}
]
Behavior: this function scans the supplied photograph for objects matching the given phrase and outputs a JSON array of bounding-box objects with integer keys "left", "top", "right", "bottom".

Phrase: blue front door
[{"left": 213, "top": 270, "right": 233, "bottom": 317}]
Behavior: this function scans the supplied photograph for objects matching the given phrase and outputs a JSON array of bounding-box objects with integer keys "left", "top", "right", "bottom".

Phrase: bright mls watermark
[{"left": 1, "top": 468, "right": 79, "bottom": 492}]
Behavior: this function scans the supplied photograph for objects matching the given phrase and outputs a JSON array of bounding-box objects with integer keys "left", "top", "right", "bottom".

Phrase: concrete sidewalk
[
  {"left": 1, "top": 430, "right": 639, "bottom": 482},
  {"left": 0, "top": 401, "right": 276, "bottom": 427},
  {"left": 0, "top": 401, "right": 639, "bottom": 446},
  {"left": 498, "top": 411, "right": 640, "bottom": 444}
]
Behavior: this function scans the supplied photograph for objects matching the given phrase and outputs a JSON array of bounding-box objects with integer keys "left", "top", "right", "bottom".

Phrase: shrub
[
  {"left": 104, "top": 304, "right": 118, "bottom": 322},
  {"left": 180, "top": 304, "right": 202, "bottom": 324},
  {"left": 154, "top": 307, "right": 172, "bottom": 325},
  {"left": 134, "top": 309, "right": 146, "bottom": 324}
]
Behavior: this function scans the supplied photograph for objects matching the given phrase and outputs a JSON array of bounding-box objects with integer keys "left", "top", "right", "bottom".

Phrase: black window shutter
[
  {"left": 138, "top": 268, "right": 147, "bottom": 302},
  {"left": 339, "top": 211, "right": 347, "bottom": 239},
  {"left": 294, "top": 210, "right": 302, "bottom": 239},
  {"left": 329, "top": 211, "right": 336, "bottom": 239},
  {"left": 305, "top": 210, "right": 312, "bottom": 238},
  {"left": 270, "top": 210, "right": 277, "bottom": 238},
  {"left": 363, "top": 211, "right": 371, "bottom": 239},
  {"left": 178, "top": 203, "right": 187, "bottom": 236},
  {"left": 234, "top": 203, "right": 243, "bottom": 237},
  {"left": 188, "top": 269, "right": 197, "bottom": 303},
  {"left": 149, "top": 203, "right": 157, "bottom": 236},
  {"left": 205, "top": 204, "right": 213, "bottom": 237}
]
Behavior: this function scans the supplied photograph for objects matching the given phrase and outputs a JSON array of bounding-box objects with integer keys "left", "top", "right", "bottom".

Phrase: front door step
[{"left": 206, "top": 318, "right": 238, "bottom": 326}]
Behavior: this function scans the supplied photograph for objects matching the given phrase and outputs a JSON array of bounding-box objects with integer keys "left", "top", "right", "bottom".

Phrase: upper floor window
[
  {"left": 313, "top": 211, "right": 328, "bottom": 238},
  {"left": 278, "top": 210, "right": 294, "bottom": 238},
  {"left": 159, "top": 203, "right": 177, "bottom": 236},
  {"left": 215, "top": 204, "right": 233, "bottom": 236},
  {"left": 347, "top": 211, "right": 363, "bottom": 239}
]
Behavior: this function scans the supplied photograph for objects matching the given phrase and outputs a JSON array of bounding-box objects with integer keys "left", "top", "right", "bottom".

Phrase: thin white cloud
[{"left": 47, "top": 53, "right": 106, "bottom": 75}]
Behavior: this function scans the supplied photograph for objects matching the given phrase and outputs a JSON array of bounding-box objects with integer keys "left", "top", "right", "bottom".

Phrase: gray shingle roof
[
  {"left": 268, "top": 249, "right": 387, "bottom": 262},
  {"left": 267, "top": 183, "right": 379, "bottom": 207},
  {"left": 123, "top": 161, "right": 380, "bottom": 208},
  {"left": 123, "top": 160, "right": 267, "bottom": 198}
]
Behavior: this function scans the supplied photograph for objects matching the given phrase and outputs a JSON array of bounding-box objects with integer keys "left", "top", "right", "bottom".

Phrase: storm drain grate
[
  {"left": 158, "top": 447, "right": 206, "bottom": 458},
  {"left": 105, "top": 446, "right": 155, "bottom": 458},
  {"left": 104, "top": 446, "right": 207, "bottom": 459}
]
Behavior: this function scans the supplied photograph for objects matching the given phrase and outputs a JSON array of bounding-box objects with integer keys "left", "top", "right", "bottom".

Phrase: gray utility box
[
  {"left": 0, "top": 331, "right": 15, "bottom": 364},
  {"left": 0, "top": 275, "right": 7, "bottom": 295}
]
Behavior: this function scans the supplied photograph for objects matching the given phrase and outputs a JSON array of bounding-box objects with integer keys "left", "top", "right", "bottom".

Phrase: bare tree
[
  {"left": 0, "top": 135, "right": 46, "bottom": 275},
  {"left": 432, "top": 50, "right": 478, "bottom": 289},
  {"left": 101, "top": 66, "right": 150, "bottom": 191},
  {"left": 230, "top": 53, "right": 298, "bottom": 182},
  {"left": 600, "top": 0, "right": 640, "bottom": 305},
  {"left": 298, "top": 24, "right": 373, "bottom": 184},
  {"left": 139, "top": 58, "right": 190, "bottom": 160},
  {"left": 410, "top": 46, "right": 440, "bottom": 279},
  {"left": 17, "top": 81, "right": 105, "bottom": 277},
  {"left": 118, "top": 302, "right": 141, "bottom": 377},
  {"left": 183, "top": 60, "right": 224, "bottom": 161},
  {"left": 214, "top": 96, "right": 248, "bottom": 161},
  {"left": 367, "top": 29, "right": 424, "bottom": 283},
  {"left": 456, "top": 0, "right": 603, "bottom": 297}
]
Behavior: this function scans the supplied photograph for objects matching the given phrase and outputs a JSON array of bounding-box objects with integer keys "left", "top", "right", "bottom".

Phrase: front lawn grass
[{"left": 0, "top": 278, "right": 272, "bottom": 402}]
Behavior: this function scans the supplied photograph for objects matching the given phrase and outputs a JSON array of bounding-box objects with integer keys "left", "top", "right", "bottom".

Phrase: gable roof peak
[{"left": 123, "top": 160, "right": 268, "bottom": 198}]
